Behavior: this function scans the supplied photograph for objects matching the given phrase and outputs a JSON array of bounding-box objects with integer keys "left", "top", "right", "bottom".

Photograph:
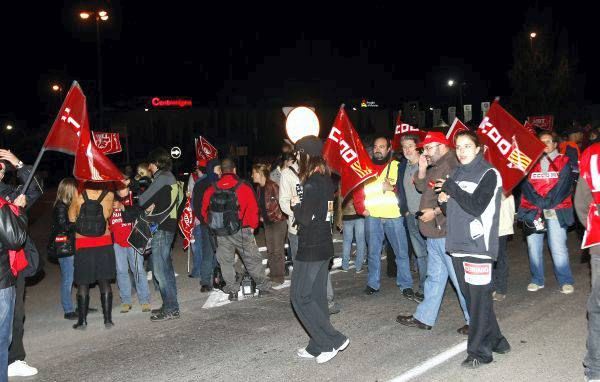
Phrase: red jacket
[
  {"left": 201, "top": 173, "right": 260, "bottom": 229},
  {"left": 520, "top": 153, "right": 573, "bottom": 211}
]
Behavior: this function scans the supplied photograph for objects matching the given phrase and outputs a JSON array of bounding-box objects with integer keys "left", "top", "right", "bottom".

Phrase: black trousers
[
  {"left": 8, "top": 272, "right": 25, "bottom": 364},
  {"left": 290, "top": 259, "right": 346, "bottom": 356},
  {"left": 452, "top": 256, "right": 507, "bottom": 362},
  {"left": 493, "top": 236, "right": 509, "bottom": 294}
]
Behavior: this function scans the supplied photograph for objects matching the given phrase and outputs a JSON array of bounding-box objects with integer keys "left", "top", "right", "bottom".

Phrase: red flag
[
  {"left": 92, "top": 132, "right": 122, "bottom": 154},
  {"left": 527, "top": 115, "right": 554, "bottom": 131},
  {"left": 43, "top": 82, "right": 87, "bottom": 154},
  {"left": 391, "top": 112, "right": 428, "bottom": 151},
  {"left": 580, "top": 143, "right": 600, "bottom": 249},
  {"left": 323, "top": 107, "right": 376, "bottom": 198},
  {"left": 446, "top": 118, "right": 469, "bottom": 147},
  {"left": 178, "top": 197, "right": 194, "bottom": 250},
  {"left": 195, "top": 136, "right": 218, "bottom": 167},
  {"left": 523, "top": 120, "right": 536, "bottom": 135},
  {"left": 477, "top": 102, "right": 546, "bottom": 194}
]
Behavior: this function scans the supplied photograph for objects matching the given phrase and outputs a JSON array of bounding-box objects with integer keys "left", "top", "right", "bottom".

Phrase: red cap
[{"left": 418, "top": 132, "right": 450, "bottom": 148}]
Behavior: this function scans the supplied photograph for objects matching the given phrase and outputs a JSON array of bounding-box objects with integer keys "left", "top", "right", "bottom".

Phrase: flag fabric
[
  {"left": 391, "top": 112, "right": 428, "bottom": 151},
  {"left": 43, "top": 82, "right": 123, "bottom": 182},
  {"left": 477, "top": 102, "right": 546, "bottom": 194},
  {"left": 92, "top": 132, "right": 122, "bottom": 154},
  {"left": 43, "top": 82, "right": 87, "bottom": 155},
  {"left": 323, "top": 107, "right": 376, "bottom": 199},
  {"left": 178, "top": 197, "right": 194, "bottom": 250},
  {"left": 523, "top": 120, "right": 536, "bottom": 135},
  {"left": 580, "top": 143, "right": 600, "bottom": 249},
  {"left": 527, "top": 115, "right": 554, "bottom": 131},
  {"left": 195, "top": 136, "right": 218, "bottom": 167},
  {"left": 446, "top": 118, "right": 470, "bottom": 147}
]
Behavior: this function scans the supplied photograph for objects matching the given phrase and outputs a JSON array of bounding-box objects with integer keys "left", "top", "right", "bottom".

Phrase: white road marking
[{"left": 387, "top": 341, "right": 468, "bottom": 382}]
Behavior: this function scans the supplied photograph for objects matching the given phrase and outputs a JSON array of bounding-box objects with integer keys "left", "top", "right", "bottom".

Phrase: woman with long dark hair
[
  {"left": 435, "top": 131, "right": 510, "bottom": 368},
  {"left": 290, "top": 135, "right": 348, "bottom": 364}
]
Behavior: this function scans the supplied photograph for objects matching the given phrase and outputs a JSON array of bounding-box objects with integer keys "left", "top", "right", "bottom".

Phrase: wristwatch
[{"left": 15, "top": 161, "right": 24, "bottom": 169}]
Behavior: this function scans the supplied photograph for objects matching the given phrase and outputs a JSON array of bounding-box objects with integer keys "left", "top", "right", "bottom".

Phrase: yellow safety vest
[{"left": 363, "top": 160, "right": 400, "bottom": 218}]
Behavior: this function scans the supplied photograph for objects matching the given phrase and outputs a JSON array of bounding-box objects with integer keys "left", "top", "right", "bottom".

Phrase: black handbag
[{"left": 47, "top": 231, "right": 74, "bottom": 259}]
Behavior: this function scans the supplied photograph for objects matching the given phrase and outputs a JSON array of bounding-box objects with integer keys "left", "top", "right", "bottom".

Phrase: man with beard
[{"left": 353, "top": 137, "right": 413, "bottom": 299}]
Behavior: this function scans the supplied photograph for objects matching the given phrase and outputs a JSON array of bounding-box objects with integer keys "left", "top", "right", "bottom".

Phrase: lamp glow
[{"left": 285, "top": 107, "right": 320, "bottom": 144}]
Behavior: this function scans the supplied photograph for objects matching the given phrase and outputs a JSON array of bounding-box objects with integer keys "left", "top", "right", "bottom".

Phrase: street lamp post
[
  {"left": 448, "top": 79, "right": 464, "bottom": 119},
  {"left": 80, "top": 10, "right": 109, "bottom": 130},
  {"left": 529, "top": 31, "right": 537, "bottom": 49}
]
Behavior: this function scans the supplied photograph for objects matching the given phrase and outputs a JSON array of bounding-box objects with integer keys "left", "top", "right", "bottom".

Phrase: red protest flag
[
  {"left": 92, "top": 132, "right": 122, "bottom": 154},
  {"left": 446, "top": 118, "right": 469, "bottom": 147},
  {"left": 323, "top": 107, "right": 376, "bottom": 198},
  {"left": 391, "top": 112, "right": 428, "bottom": 151},
  {"left": 178, "top": 196, "right": 194, "bottom": 250},
  {"left": 527, "top": 115, "right": 554, "bottom": 131},
  {"left": 74, "top": 124, "right": 125, "bottom": 182},
  {"left": 523, "top": 120, "right": 536, "bottom": 135},
  {"left": 43, "top": 82, "right": 87, "bottom": 154},
  {"left": 477, "top": 102, "right": 546, "bottom": 194},
  {"left": 195, "top": 136, "right": 218, "bottom": 167},
  {"left": 580, "top": 143, "right": 600, "bottom": 249}
]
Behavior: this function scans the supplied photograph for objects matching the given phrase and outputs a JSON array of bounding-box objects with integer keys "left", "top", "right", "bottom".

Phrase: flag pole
[{"left": 21, "top": 148, "right": 46, "bottom": 194}]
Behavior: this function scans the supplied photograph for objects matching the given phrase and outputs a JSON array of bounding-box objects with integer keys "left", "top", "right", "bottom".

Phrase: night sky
[{"left": 2, "top": 1, "right": 598, "bottom": 129}]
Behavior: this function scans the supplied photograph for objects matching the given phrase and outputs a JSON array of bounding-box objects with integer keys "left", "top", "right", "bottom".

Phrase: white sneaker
[
  {"left": 297, "top": 348, "right": 315, "bottom": 359},
  {"left": 560, "top": 284, "right": 575, "bottom": 294},
  {"left": 7, "top": 360, "right": 38, "bottom": 377},
  {"left": 147, "top": 271, "right": 153, "bottom": 281},
  {"left": 316, "top": 348, "right": 339, "bottom": 364},
  {"left": 338, "top": 338, "right": 350, "bottom": 351},
  {"left": 527, "top": 283, "right": 544, "bottom": 292}
]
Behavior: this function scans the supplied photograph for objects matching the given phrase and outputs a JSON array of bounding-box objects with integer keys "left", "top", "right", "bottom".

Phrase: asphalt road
[{"left": 12, "top": 194, "right": 591, "bottom": 382}]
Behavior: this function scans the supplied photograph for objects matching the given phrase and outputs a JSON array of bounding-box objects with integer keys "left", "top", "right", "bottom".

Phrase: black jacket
[
  {"left": 291, "top": 173, "right": 334, "bottom": 262},
  {"left": 0, "top": 165, "right": 43, "bottom": 209},
  {"left": 0, "top": 204, "right": 28, "bottom": 289},
  {"left": 395, "top": 157, "right": 409, "bottom": 215}
]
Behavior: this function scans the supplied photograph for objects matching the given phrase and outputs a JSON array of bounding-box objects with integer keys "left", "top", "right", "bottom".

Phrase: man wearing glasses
[{"left": 396, "top": 132, "right": 470, "bottom": 335}]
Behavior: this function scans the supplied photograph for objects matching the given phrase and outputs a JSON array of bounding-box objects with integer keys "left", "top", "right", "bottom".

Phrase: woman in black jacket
[
  {"left": 290, "top": 136, "right": 348, "bottom": 364},
  {"left": 49, "top": 178, "right": 78, "bottom": 320},
  {"left": 435, "top": 131, "right": 510, "bottom": 368}
]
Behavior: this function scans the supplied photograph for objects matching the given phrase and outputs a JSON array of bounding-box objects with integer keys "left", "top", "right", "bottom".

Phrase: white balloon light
[{"left": 285, "top": 107, "right": 319, "bottom": 143}]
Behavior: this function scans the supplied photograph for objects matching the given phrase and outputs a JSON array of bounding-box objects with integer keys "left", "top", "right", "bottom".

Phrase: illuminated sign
[
  {"left": 360, "top": 99, "right": 379, "bottom": 108},
  {"left": 151, "top": 97, "right": 192, "bottom": 108}
]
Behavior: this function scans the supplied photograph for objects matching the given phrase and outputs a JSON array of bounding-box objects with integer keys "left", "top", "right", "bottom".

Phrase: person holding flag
[
  {"left": 353, "top": 136, "right": 412, "bottom": 299},
  {"left": 518, "top": 131, "right": 575, "bottom": 294},
  {"left": 574, "top": 142, "right": 600, "bottom": 381}
]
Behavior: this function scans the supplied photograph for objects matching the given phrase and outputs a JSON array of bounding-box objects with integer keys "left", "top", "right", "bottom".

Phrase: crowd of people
[{"left": 0, "top": 121, "right": 599, "bottom": 379}]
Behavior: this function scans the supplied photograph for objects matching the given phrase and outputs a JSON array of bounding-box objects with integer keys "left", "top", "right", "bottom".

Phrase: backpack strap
[
  {"left": 288, "top": 167, "right": 299, "bottom": 178},
  {"left": 97, "top": 189, "right": 109, "bottom": 203},
  {"left": 212, "top": 182, "right": 221, "bottom": 192},
  {"left": 82, "top": 190, "right": 89, "bottom": 202}
]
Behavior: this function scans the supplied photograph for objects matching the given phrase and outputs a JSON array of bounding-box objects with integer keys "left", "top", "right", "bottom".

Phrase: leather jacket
[
  {"left": 0, "top": 204, "right": 28, "bottom": 289},
  {"left": 259, "top": 180, "right": 286, "bottom": 223}
]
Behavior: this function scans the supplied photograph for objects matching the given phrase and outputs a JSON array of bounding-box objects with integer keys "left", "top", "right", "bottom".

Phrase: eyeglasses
[{"left": 423, "top": 144, "right": 441, "bottom": 152}]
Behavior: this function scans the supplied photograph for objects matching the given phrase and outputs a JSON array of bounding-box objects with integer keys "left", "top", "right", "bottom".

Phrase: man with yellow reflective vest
[{"left": 354, "top": 137, "right": 414, "bottom": 299}]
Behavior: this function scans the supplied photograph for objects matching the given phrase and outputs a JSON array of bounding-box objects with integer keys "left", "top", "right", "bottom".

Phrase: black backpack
[
  {"left": 207, "top": 181, "right": 242, "bottom": 236},
  {"left": 76, "top": 190, "right": 108, "bottom": 237}
]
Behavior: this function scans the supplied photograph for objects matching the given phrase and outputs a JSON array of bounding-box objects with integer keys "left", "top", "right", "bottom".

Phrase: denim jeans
[
  {"left": 115, "top": 243, "right": 150, "bottom": 305},
  {"left": 365, "top": 216, "right": 411, "bottom": 290},
  {"left": 414, "top": 238, "right": 469, "bottom": 327},
  {"left": 58, "top": 256, "right": 74, "bottom": 314},
  {"left": 151, "top": 230, "right": 179, "bottom": 313},
  {"left": 342, "top": 218, "right": 366, "bottom": 271},
  {"left": 190, "top": 225, "right": 203, "bottom": 278},
  {"left": 526, "top": 218, "right": 574, "bottom": 287},
  {"left": 405, "top": 213, "right": 428, "bottom": 291},
  {"left": 0, "top": 286, "right": 15, "bottom": 382},
  {"left": 196, "top": 225, "right": 217, "bottom": 287},
  {"left": 585, "top": 255, "right": 600, "bottom": 380}
]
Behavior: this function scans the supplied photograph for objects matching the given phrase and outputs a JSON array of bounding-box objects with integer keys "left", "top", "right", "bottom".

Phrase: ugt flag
[
  {"left": 580, "top": 143, "right": 600, "bottom": 249},
  {"left": 323, "top": 107, "right": 376, "bottom": 199},
  {"left": 178, "top": 197, "right": 194, "bottom": 250},
  {"left": 92, "top": 132, "right": 122, "bottom": 154},
  {"left": 391, "top": 112, "right": 428, "bottom": 151},
  {"left": 44, "top": 81, "right": 123, "bottom": 182},
  {"left": 446, "top": 118, "right": 470, "bottom": 148},
  {"left": 195, "top": 136, "right": 218, "bottom": 167},
  {"left": 477, "top": 102, "right": 545, "bottom": 194}
]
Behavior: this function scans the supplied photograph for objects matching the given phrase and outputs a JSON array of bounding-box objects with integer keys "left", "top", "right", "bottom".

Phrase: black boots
[
  {"left": 73, "top": 294, "right": 89, "bottom": 330},
  {"left": 101, "top": 293, "right": 114, "bottom": 329}
]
